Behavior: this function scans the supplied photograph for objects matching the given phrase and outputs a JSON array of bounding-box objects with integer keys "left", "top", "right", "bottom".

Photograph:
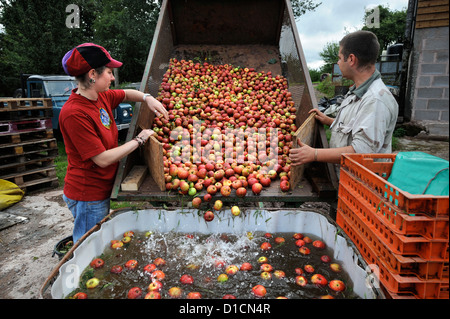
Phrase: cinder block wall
[{"left": 407, "top": 26, "right": 449, "bottom": 136}]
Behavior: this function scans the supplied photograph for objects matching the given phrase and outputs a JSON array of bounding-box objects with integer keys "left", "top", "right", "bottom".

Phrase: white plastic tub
[{"left": 50, "top": 208, "right": 383, "bottom": 299}]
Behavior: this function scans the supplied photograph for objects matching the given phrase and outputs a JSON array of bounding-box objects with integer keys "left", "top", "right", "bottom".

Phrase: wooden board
[
  {"left": 121, "top": 165, "right": 148, "bottom": 191},
  {"left": 290, "top": 112, "right": 316, "bottom": 190},
  {"left": 145, "top": 136, "right": 165, "bottom": 191}
]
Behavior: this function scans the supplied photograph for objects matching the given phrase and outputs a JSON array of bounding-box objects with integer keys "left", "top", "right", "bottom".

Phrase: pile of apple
[
  {"left": 69, "top": 229, "right": 352, "bottom": 299},
  {"left": 153, "top": 59, "right": 297, "bottom": 204}
]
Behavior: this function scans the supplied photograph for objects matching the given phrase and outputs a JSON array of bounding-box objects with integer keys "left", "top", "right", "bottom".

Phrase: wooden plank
[
  {"left": 121, "top": 165, "right": 148, "bottom": 191},
  {"left": 418, "top": 0, "right": 449, "bottom": 8},
  {"left": 416, "top": 19, "right": 449, "bottom": 28},
  {"left": 290, "top": 112, "right": 316, "bottom": 190},
  {"left": 417, "top": 4, "right": 449, "bottom": 14},
  {"left": 416, "top": 12, "right": 449, "bottom": 21},
  {"left": 145, "top": 136, "right": 165, "bottom": 191}
]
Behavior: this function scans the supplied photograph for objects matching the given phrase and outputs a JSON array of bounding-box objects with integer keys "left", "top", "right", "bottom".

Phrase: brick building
[{"left": 405, "top": 0, "right": 449, "bottom": 137}]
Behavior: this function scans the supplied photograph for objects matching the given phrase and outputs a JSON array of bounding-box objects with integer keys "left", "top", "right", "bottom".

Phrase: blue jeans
[{"left": 63, "top": 194, "right": 110, "bottom": 243}]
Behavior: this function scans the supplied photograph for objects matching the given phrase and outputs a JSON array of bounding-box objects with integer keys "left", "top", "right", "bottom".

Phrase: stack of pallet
[
  {"left": 336, "top": 153, "right": 449, "bottom": 299},
  {"left": 0, "top": 98, "right": 59, "bottom": 193}
]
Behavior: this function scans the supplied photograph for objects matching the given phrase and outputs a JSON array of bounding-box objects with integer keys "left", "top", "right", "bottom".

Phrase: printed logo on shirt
[{"left": 99, "top": 108, "right": 111, "bottom": 129}]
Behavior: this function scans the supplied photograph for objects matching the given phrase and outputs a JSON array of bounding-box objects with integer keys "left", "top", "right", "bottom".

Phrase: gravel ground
[{"left": 0, "top": 136, "right": 448, "bottom": 299}]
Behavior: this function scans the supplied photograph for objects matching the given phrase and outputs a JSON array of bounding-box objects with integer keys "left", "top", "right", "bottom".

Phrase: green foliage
[
  {"left": 0, "top": 0, "right": 161, "bottom": 96},
  {"left": 309, "top": 68, "right": 321, "bottom": 82},
  {"left": 362, "top": 5, "right": 407, "bottom": 52},
  {"left": 319, "top": 42, "right": 340, "bottom": 74},
  {"left": 316, "top": 75, "right": 334, "bottom": 98},
  {"left": 291, "top": 0, "right": 322, "bottom": 19}
]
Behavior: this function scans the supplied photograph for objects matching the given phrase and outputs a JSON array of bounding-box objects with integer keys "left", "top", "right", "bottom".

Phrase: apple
[
  {"left": 303, "top": 236, "right": 312, "bottom": 243},
  {"left": 311, "top": 274, "right": 328, "bottom": 287},
  {"left": 154, "top": 257, "right": 166, "bottom": 267},
  {"left": 280, "top": 180, "right": 290, "bottom": 192},
  {"left": 260, "top": 242, "right": 272, "bottom": 251},
  {"left": 231, "top": 206, "right": 241, "bottom": 216},
  {"left": 231, "top": 179, "right": 242, "bottom": 189},
  {"left": 206, "top": 185, "right": 217, "bottom": 195},
  {"left": 299, "top": 246, "right": 311, "bottom": 255},
  {"left": 295, "top": 268, "right": 304, "bottom": 275},
  {"left": 274, "top": 237, "right": 285, "bottom": 244},
  {"left": 203, "top": 193, "right": 212, "bottom": 202},
  {"left": 223, "top": 294, "right": 236, "bottom": 299},
  {"left": 121, "top": 236, "right": 132, "bottom": 244},
  {"left": 313, "top": 240, "right": 326, "bottom": 249},
  {"left": 293, "top": 233, "right": 304, "bottom": 240},
  {"left": 145, "top": 291, "right": 161, "bottom": 299},
  {"left": 217, "top": 273, "right": 229, "bottom": 282},
  {"left": 321, "top": 255, "right": 331, "bottom": 263},
  {"left": 213, "top": 200, "right": 223, "bottom": 211},
  {"left": 188, "top": 187, "right": 197, "bottom": 196},
  {"left": 220, "top": 185, "right": 231, "bottom": 196},
  {"left": 264, "top": 233, "right": 273, "bottom": 239},
  {"left": 258, "top": 256, "right": 268, "bottom": 264},
  {"left": 260, "top": 263, "right": 274, "bottom": 272},
  {"left": 168, "top": 287, "right": 183, "bottom": 298},
  {"left": 252, "top": 182, "right": 263, "bottom": 195},
  {"left": 260, "top": 176, "right": 271, "bottom": 187},
  {"left": 180, "top": 274, "right": 194, "bottom": 284},
  {"left": 236, "top": 187, "right": 247, "bottom": 197},
  {"left": 127, "top": 287, "right": 142, "bottom": 299},
  {"left": 260, "top": 271, "right": 272, "bottom": 280},
  {"left": 110, "top": 265, "right": 123, "bottom": 274},
  {"left": 123, "top": 231, "right": 135, "bottom": 237},
  {"left": 187, "top": 292, "right": 202, "bottom": 299},
  {"left": 330, "top": 263, "right": 342, "bottom": 272},
  {"left": 225, "top": 265, "right": 239, "bottom": 275},
  {"left": 252, "top": 285, "right": 267, "bottom": 297},
  {"left": 240, "top": 262, "right": 253, "bottom": 271},
  {"left": 295, "top": 239, "right": 305, "bottom": 247},
  {"left": 72, "top": 292, "right": 87, "bottom": 299},
  {"left": 304, "top": 265, "right": 315, "bottom": 273},
  {"left": 295, "top": 275, "right": 308, "bottom": 287},
  {"left": 152, "top": 270, "right": 166, "bottom": 281},
  {"left": 192, "top": 197, "right": 202, "bottom": 208},
  {"left": 90, "top": 258, "right": 104, "bottom": 269},
  {"left": 320, "top": 295, "right": 335, "bottom": 299},
  {"left": 329, "top": 280, "right": 346, "bottom": 292},
  {"left": 86, "top": 278, "right": 100, "bottom": 289},
  {"left": 148, "top": 280, "right": 163, "bottom": 292},
  {"left": 273, "top": 270, "right": 286, "bottom": 279},
  {"left": 125, "top": 259, "right": 138, "bottom": 270},
  {"left": 110, "top": 240, "right": 123, "bottom": 249},
  {"left": 204, "top": 210, "right": 215, "bottom": 222}
]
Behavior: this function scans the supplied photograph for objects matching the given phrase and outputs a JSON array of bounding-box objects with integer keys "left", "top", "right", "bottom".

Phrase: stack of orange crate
[{"left": 336, "top": 153, "right": 449, "bottom": 299}]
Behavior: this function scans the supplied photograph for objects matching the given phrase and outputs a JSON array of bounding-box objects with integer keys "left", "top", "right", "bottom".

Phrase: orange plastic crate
[
  {"left": 337, "top": 209, "right": 449, "bottom": 299},
  {"left": 338, "top": 194, "right": 448, "bottom": 280},
  {"left": 340, "top": 154, "right": 449, "bottom": 219},
  {"left": 339, "top": 169, "right": 449, "bottom": 261},
  {"left": 339, "top": 163, "right": 449, "bottom": 241}
]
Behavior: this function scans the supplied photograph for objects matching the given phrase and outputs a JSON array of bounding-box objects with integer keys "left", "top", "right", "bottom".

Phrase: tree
[
  {"left": 362, "top": 5, "right": 407, "bottom": 53},
  {"left": 319, "top": 42, "right": 339, "bottom": 74},
  {"left": 291, "top": 0, "right": 322, "bottom": 19}
]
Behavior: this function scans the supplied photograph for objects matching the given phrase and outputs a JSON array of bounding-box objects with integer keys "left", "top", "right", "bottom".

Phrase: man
[{"left": 289, "top": 30, "right": 398, "bottom": 176}]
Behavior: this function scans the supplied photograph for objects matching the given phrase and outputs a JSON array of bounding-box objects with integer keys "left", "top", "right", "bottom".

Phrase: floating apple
[
  {"left": 148, "top": 280, "right": 163, "bottom": 292},
  {"left": 225, "top": 265, "right": 239, "bottom": 275},
  {"left": 295, "top": 239, "right": 305, "bottom": 247},
  {"left": 125, "top": 259, "right": 138, "bottom": 270},
  {"left": 329, "top": 280, "right": 346, "bottom": 292},
  {"left": 180, "top": 274, "right": 194, "bottom": 284},
  {"left": 72, "top": 292, "right": 87, "bottom": 299},
  {"left": 154, "top": 257, "right": 166, "bottom": 267},
  {"left": 274, "top": 237, "right": 285, "bottom": 244},
  {"left": 295, "top": 275, "right": 308, "bottom": 287},
  {"left": 252, "top": 285, "right": 267, "bottom": 297},
  {"left": 321, "top": 255, "right": 331, "bottom": 263},
  {"left": 299, "top": 246, "right": 311, "bottom": 255},
  {"left": 110, "top": 265, "right": 123, "bottom": 274},
  {"left": 127, "top": 287, "right": 142, "bottom": 299},
  {"left": 303, "top": 236, "right": 312, "bottom": 243},
  {"left": 311, "top": 274, "right": 328, "bottom": 287},
  {"left": 260, "top": 242, "right": 272, "bottom": 251},
  {"left": 121, "top": 236, "right": 132, "bottom": 244},
  {"left": 293, "top": 233, "right": 304, "bottom": 240},
  {"left": 273, "top": 270, "right": 286, "bottom": 279},
  {"left": 261, "top": 271, "right": 272, "bottom": 280},
  {"left": 123, "top": 231, "right": 134, "bottom": 238},
  {"left": 152, "top": 270, "right": 166, "bottom": 281},
  {"left": 145, "top": 291, "right": 161, "bottom": 299},
  {"left": 168, "top": 287, "right": 183, "bottom": 298},
  {"left": 86, "top": 278, "right": 100, "bottom": 289},
  {"left": 304, "top": 265, "right": 315, "bottom": 273},
  {"left": 110, "top": 240, "right": 123, "bottom": 249},
  {"left": 240, "top": 262, "right": 253, "bottom": 271},
  {"left": 313, "top": 240, "right": 326, "bottom": 249},
  {"left": 258, "top": 256, "right": 268, "bottom": 264},
  {"left": 294, "top": 267, "right": 304, "bottom": 275},
  {"left": 187, "top": 292, "right": 202, "bottom": 299},
  {"left": 260, "top": 263, "right": 274, "bottom": 272},
  {"left": 223, "top": 294, "right": 236, "bottom": 299},
  {"left": 90, "top": 258, "right": 104, "bottom": 269},
  {"left": 217, "top": 274, "right": 229, "bottom": 283},
  {"left": 330, "top": 263, "right": 342, "bottom": 273}
]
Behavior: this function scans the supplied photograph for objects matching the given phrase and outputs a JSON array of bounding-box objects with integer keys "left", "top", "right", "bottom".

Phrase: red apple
[
  {"left": 152, "top": 270, "right": 166, "bottom": 281},
  {"left": 180, "top": 274, "right": 194, "bottom": 284},
  {"left": 73, "top": 292, "right": 87, "bottom": 299},
  {"left": 313, "top": 240, "right": 326, "bottom": 249},
  {"left": 168, "top": 287, "right": 183, "bottom": 298},
  {"left": 192, "top": 197, "right": 202, "bottom": 208},
  {"left": 225, "top": 265, "right": 239, "bottom": 275},
  {"left": 127, "top": 287, "right": 142, "bottom": 299},
  {"left": 125, "top": 259, "right": 138, "bottom": 270},
  {"left": 252, "top": 182, "right": 263, "bottom": 195},
  {"left": 294, "top": 267, "right": 304, "bottom": 275},
  {"left": 145, "top": 291, "right": 161, "bottom": 299},
  {"left": 204, "top": 210, "right": 215, "bottom": 222},
  {"left": 110, "top": 265, "right": 123, "bottom": 274},
  {"left": 280, "top": 180, "right": 290, "bottom": 192},
  {"left": 187, "top": 292, "right": 202, "bottom": 299},
  {"left": 274, "top": 237, "right": 285, "bottom": 244},
  {"left": 236, "top": 187, "right": 247, "bottom": 197},
  {"left": 303, "top": 236, "right": 312, "bottom": 243},
  {"left": 273, "top": 270, "right": 286, "bottom": 279},
  {"left": 321, "top": 255, "right": 331, "bottom": 263},
  {"left": 260, "top": 242, "right": 272, "bottom": 251},
  {"left": 220, "top": 185, "right": 231, "bottom": 197},
  {"left": 311, "top": 274, "right": 328, "bottom": 287},
  {"left": 260, "top": 271, "right": 272, "bottom": 280},
  {"left": 330, "top": 263, "right": 342, "bottom": 272},
  {"left": 329, "top": 280, "right": 346, "bottom": 292},
  {"left": 295, "top": 239, "right": 305, "bottom": 247},
  {"left": 252, "top": 285, "right": 267, "bottom": 297},
  {"left": 223, "top": 294, "right": 236, "bottom": 299},
  {"left": 143, "top": 264, "right": 156, "bottom": 274},
  {"left": 203, "top": 193, "right": 212, "bottom": 202},
  {"left": 154, "top": 257, "right": 166, "bottom": 267},
  {"left": 304, "top": 264, "right": 315, "bottom": 273},
  {"left": 240, "top": 262, "right": 253, "bottom": 271},
  {"left": 148, "top": 280, "right": 163, "bottom": 292},
  {"left": 299, "top": 246, "right": 311, "bottom": 255},
  {"left": 293, "top": 233, "right": 304, "bottom": 240},
  {"left": 213, "top": 200, "right": 223, "bottom": 211},
  {"left": 90, "top": 258, "right": 104, "bottom": 269},
  {"left": 260, "top": 263, "right": 274, "bottom": 272}
]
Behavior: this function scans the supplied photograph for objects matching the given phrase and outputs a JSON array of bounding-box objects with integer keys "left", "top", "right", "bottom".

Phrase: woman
[{"left": 60, "top": 43, "right": 168, "bottom": 243}]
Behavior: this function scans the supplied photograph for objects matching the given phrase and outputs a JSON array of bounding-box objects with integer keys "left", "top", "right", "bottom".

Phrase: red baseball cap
[{"left": 62, "top": 43, "right": 122, "bottom": 76}]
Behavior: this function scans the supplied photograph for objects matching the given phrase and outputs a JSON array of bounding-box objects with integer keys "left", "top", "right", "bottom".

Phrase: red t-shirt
[{"left": 59, "top": 88, "right": 126, "bottom": 201}]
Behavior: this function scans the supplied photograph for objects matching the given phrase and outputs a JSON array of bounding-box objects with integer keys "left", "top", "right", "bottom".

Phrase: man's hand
[{"left": 289, "top": 139, "right": 315, "bottom": 166}]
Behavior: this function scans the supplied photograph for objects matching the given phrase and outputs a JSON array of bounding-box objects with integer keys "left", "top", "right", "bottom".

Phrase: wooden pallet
[
  {"left": 0, "top": 138, "right": 58, "bottom": 164},
  {"left": 0, "top": 98, "right": 52, "bottom": 110},
  {"left": 0, "top": 128, "right": 54, "bottom": 145},
  {"left": 0, "top": 118, "right": 53, "bottom": 135}
]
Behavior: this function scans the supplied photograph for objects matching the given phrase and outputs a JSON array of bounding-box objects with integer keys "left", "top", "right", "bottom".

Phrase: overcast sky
[{"left": 296, "top": 0, "right": 410, "bottom": 70}]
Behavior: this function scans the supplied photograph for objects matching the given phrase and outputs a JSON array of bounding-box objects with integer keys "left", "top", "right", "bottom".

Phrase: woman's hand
[{"left": 145, "top": 95, "right": 169, "bottom": 120}]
